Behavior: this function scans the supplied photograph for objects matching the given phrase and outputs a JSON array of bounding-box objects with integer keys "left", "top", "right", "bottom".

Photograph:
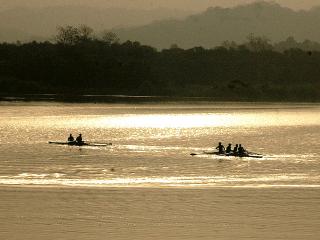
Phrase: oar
[{"left": 86, "top": 141, "right": 112, "bottom": 146}]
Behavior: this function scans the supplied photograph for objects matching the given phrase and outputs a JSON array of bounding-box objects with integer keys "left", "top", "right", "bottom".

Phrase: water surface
[
  {"left": 0, "top": 102, "right": 319, "bottom": 188},
  {"left": 0, "top": 102, "right": 319, "bottom": 240}
]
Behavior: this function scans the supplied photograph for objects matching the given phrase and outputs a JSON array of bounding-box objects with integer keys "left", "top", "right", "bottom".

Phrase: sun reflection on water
[
  {"left": 69, "top": 111, "right": 319, "bottom": 129},
  {"left": 0, "top": 174, "right": 319, "bottom": 188},
  {"left": 1, "top": 106, "right": 320, "bottom": 129}
]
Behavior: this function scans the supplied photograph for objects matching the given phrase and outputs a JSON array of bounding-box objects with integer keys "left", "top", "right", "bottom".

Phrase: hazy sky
[{"left": 1, "top": 0, "right": 320, "bottom": 11}]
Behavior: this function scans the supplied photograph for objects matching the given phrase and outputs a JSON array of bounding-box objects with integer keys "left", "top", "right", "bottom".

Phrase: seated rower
[
  {"left": 216, "top": 142, "right": 225, "bottom": 154},
  {"left": 68, "top": 134, "right": 74, "bottom": 142},
  {"left": 76, "top": 133, "right": 83, "bottom": 144},
  {"left": 233, "top": 144, "right": 238, "bottom": 154},
  {"left": 238, "top": 144, "right": 246, "bottom": 155},
  {"left": 226, "top": 143, "right": 232, "bottom": 153}
]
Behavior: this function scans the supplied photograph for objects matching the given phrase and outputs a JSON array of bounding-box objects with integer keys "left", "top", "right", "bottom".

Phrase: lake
[{"left": 0, "top": 102, "right": 319, "bottom": 239}]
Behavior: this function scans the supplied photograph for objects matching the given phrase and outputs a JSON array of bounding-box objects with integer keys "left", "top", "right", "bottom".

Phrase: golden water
[{"left": 0, "top": 102, "right": 319, "bottom": 239}]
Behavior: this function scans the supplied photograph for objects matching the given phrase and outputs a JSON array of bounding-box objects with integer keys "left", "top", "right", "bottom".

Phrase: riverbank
[
  {"left": 0, "top": 94, "right": 212, "bottom": 103},
  {"left": 1, "top": 94, "right": 320, "bottom": 103}
]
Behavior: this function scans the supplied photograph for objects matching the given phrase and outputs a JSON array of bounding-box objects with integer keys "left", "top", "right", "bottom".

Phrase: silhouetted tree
[
  {"left": 245, "top": 33, "right": 273, "bottom": 52},
  {"left": 55, "top": 25, "right": 80, "bottom": 45},
  {"left": 274, "top": 37, "right": 320, "bottom": 52},
  {"left": 221, "top": 40, "right": 238, "bottom": 50},
  {"left": 78, "top": 25, "right": 94, "bottom": 42},
  {"left": 100, "top": 31, "right": 120, "bottom": 45},
  {"left": 170, "top": 43, "right": 180, "bottom": 49},
  {"left": 0, "top": 28, "right": 319, "bottom": 102}
]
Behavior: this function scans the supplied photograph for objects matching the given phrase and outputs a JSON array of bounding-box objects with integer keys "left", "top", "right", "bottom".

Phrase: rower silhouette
[
  {"left": 238, "top": 144, "right": 246, "bottom": 156},
  {"left": 76, "top": 134, "right": 83, "bottom": 144},
  {"left": 68, "top": 134, "right": 74, "bottom": 142},
  {"left": 233, "top": 144, "right": 238, "bottom": 154},
  {"left": 216, "top": 142, "right": 225, "bottom": 154},
  {"left": 226, "top": 143, "right": 232, "bottom": 153}
]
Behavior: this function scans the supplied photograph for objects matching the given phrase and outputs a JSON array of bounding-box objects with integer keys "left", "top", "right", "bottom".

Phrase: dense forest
[{"left": 0, "top": 26, "right": 319, "bottom": 102}]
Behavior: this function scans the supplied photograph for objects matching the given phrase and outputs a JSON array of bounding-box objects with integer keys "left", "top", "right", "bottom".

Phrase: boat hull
[
  {"left": 191, "top": 151, "right": 263, "bottom": 158},
  {"left": 48, "top": 141, "right": 112, "bottom": 147}
]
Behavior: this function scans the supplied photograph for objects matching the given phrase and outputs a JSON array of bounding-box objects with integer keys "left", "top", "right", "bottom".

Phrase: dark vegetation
[{"left": 0, "top": 26, "right": 319, "bottom": 102}]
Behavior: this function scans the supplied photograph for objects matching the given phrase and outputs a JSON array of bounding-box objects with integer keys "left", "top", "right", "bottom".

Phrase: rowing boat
[
  {"left": 48, "top": 141, "right": 112, "bottom": 147},
  {"left": 191, "top": 151, "right": 263, "bottom": 158}
]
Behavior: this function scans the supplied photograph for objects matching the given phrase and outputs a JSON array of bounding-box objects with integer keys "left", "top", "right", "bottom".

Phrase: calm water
[{"left": 0, "top": 102, "right": 319, "bottom": 239}]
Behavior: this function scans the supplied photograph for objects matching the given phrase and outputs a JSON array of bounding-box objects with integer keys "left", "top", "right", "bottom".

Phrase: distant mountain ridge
[
  {"left": 3, "top": 1, "right": 320, "bottom": 48},
  {"left": 0, "top": 5, "right": 191, "bottom": 42},
  {"left": 115, "top": 1, "right": 320, "bottom": 49}
]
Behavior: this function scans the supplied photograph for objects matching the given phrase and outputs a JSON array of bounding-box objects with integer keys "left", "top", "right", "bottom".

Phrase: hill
[
  {"left": 0, "top": 6, "right": 191, "bottom": 42},
  {"left": 115, "top": 1, "right": 320, "bottom": 49}
]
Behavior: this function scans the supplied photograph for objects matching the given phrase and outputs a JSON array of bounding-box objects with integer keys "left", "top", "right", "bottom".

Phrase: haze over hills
[
  {"left": 1, "top": 0, "right": 320, "bottom": 11},
  {"left": 2, "top": 1, "right": 320, "bottom": 47},
  {"left": 115, "top": 1, "right": 320, "bottom": 49},
  {"left": 0, "top": 6, "right": 191, "bottom": 42}
]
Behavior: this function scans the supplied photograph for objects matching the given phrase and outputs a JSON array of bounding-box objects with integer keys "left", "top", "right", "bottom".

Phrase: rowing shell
[
  {"left": 191, "top": 151, "right": 263, "bottom": 158},
  {"left": 49, "top": 141, "right": 112, "bottom": 147}
]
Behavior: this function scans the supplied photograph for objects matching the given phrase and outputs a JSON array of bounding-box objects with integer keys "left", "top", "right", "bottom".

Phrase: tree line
[{"left": 0, "top": 25, "right": 319, "bottom": 101}]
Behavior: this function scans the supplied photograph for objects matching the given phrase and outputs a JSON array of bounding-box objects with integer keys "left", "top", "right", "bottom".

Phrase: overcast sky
[{"left": 1, "top": 0, "right": 320, "bottom": 11}]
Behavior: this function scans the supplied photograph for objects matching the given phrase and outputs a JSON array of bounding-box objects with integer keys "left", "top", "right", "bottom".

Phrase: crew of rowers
[
  {"left": 216, "top": 142, "right": 246, "bottom": 155},
  {"left": 68, "top": 134, "right": 83, "bottom": 144}
]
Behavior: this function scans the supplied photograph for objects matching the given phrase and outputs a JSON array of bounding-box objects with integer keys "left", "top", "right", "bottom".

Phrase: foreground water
[{"left": 0, "top": 102, "right": 319, "bottom": 239}]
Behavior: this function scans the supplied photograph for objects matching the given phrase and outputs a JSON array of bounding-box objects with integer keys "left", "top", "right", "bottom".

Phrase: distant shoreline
[
  {"left": 0, "top": 94, "right": 319, "bottom": 104},
  {"left": 1, "top": 40, "right": 319, "bottom": 103}
]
